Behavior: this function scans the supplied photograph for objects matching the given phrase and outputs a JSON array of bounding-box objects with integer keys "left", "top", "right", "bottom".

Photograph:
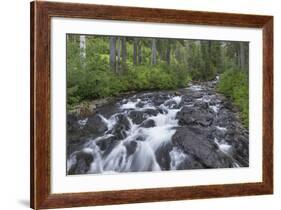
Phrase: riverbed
[{"left": 67, "top": 79, "right": 249, "bottom": 175}]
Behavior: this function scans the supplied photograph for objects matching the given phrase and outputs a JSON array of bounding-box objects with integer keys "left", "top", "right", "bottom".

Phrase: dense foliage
[
  {"left": 217, "top": 70, "right": 249, "bottom": 127},
  {"left": 67, "top": 35, "right": 249, "bottom": 126},
  {"left": 67, "top": 36, "right": 193, "bottom": 104}
]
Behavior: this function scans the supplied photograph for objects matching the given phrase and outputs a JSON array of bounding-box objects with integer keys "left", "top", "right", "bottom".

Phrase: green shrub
[
  {"left": 67, "top": 61, "right": 191, "bottom": 106},
  {"left": 217, "top": 70, "right": 249, "bottom": 127},
  {"left": 66, "top": 36, "right": 191, "bottom": 107}
]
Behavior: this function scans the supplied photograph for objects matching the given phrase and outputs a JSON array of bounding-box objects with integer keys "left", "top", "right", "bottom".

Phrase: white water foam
[
  {"left": 214, "top": 138, "right": 232, "bottom": 154},
  {"left": 187, "top": 85, "right": 203, "bottom": 91},
  {"left": 169, "top": 147, "right": 188, "bottom": 170}
]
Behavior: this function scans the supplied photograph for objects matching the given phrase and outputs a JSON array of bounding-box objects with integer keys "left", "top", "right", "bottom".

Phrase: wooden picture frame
[{"left": 30, "top": 1, "right": 273, "bottom": 209}]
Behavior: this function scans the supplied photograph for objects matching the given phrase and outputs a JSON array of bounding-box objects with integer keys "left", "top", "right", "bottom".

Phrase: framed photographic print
[{"left": 30, "top": 1, "right": 273, "bottom": 209}]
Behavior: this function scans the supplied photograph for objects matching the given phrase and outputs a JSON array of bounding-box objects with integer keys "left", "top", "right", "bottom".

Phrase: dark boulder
[
  {"left": 96, "top": 135, "right": 118, "bottom": 155},
  {"left": 84, "top": 114, "right": 107, "bottom": 136},
  {"left": 164, "top": 100, "right": 178, "bottom": 109},
  {"left": 143, "top": 108, "right": 159, "bottom": 116},
  {"left": 176, "top": 106, "right": 213, "bottom": 127},
  {"left": 225, "top": 134, "right": 249, "bottom": 167},
  {"left": 67, "top": 114, "right": 86, "bottom": 144},
  {"left": 110, "top": 114, "right": 131, "bottom": 139},
  {"left": 136, "top": 101, "right": 146, "bottom": 108},
  {"left": 124, "top": 141, "right": 138, "bottom": 156},
  {"left": 213, "top": 127, "right": 227, "bottom": 139},
  {"left": 135, "top": 135, "right": 146, "bottom": 141},
  {"left": 141, "top": 119, "right": 156, "bottom": 128},
  {"left": 128, "top": 110, "right": 147, "bottom": 124},
  {"left": 194, "top": 101, "right": 209, "bottom": 110},
  {"left": 222, "top": 101, "right": 233, "bottom": 110},
  {"left": 191, "top": 92, "right": 204, "bottom": 99},
  {"left": 67, "top": 114, "right": 80, "bottom": 133},
  {"left": 172, "top": 126, "right": 233, "bottom": 168},
  {"left": 153, "top": 95, "right": 170, "bottom": 106},
  {"left": 215, "top": 109, "right": 236, "bottom": 126},
  {"left": 68, "top": 151, "right": 94, "bottom": 175},
  {"left": 155, "top": 142, "right": 173, "bottom": 170},
  {"left": 67, "top": 138, "right": 88, "bottom": 157},
  {"left": 176, "top": 155, "right": 204, "bottom": 170}
]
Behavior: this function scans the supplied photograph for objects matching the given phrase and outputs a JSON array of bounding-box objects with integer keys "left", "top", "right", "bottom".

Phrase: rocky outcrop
[{"left": 172, "top": 126, "right": 233, "bottom": 168}]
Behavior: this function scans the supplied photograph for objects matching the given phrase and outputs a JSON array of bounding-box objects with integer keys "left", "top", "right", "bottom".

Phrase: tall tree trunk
[
  {"left": 151, "top": 38, "right": 157, "bottom": 65},
  {"left": 117, "top": 37, "right": 121, "bottom": 72},
  {"left": 121, "top": 37, "right": 127, "bottom": 69},
  {"left": 208, "top": 40, "right": 212, "bottom": 74},
  {"left": 133, "top": 38, "right": 138, "bottom": 65},
  {"left": 236, "top": 42, "right": 240, "bottom": 68},
  {"left": 201, "top": 40, "right": 212, "bottom": 80},
  {"left": 166, "top": 40, "right": 171, "bottom": 65},
  {"left": 240, "top": 42, "right": 246, "bottom": 71},
  {"left": 109, "top": 36, "right": 116, "bottom": 72},
  {"left": 138, "top": 40, "right": 142, "bottom": 64},
  {"left": 80, "top": 35, "right": 86, "bottom": 60}
]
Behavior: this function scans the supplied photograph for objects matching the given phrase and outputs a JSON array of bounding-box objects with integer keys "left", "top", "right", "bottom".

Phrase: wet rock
[
  {"left": 176, "top": 155, "right": 204, "bottom": 170},
  {"left": 225, "top": 134, "right": 249, "bottom": 167},
  {"left": 67, "top": 114, "right": 80, "bottom": 132},
  {"left": 191, "top": 92, "right": 204, "bottom": 99},
  {"left": 175, "top": 91, "right": 181, "bottom": 96},
  {"left": 67, "top": 138, "right": 88, "bottom": 157},
  {"left": 129, "top": 110, "right": 147, "bottom": 124},
  {"left": 155, "top": 142, "right": 173, "bottom": 170},
  {"left": 213, "top": 127, "right": 227, "bottom": 139},
  {"left": 144, "top": 108, "right": 159, "bottom": 116},
  {"left": 67, "top": 114, "right": 86, "bottom": 144},
  {"left": 176, "top": 107, "right": 213, "bottom": 127},
  {"left": 136, "top": 101, "right": 146, "bottom": 108},
  {"left": 165, "top": 100, "right": 178, "bottom": 109},
  {"left": 84, "top": 115, "right": 107, "bottom": 136},
  {"left": 96, "top": 136, "right": 117, "bottom": 151},
  {"left": 194, "top": 101, "right": 209, "bottom": 109},
  {"left": 68, "top": 151, "right": 94, "bottom": 175},
  {"left": 223, "top": 101, "right": 233, "bottom": 110},
  {"left": 154, "top": 97, "right": 167, "bottom": 106},
  {"left": 124, "top": 141, "right": 138, "bottom": 156},
  {"left": 172, "top": 126, "right": 233, "bottom": 168},
  {"left": 135, "top": 135, "right": 145, "bottom": 141},
  {"left": 141, "top": 119, "right": 156, "bottom": 128},
  {"left": 110, "top": 114, "right": 131, "bottom": 139}
]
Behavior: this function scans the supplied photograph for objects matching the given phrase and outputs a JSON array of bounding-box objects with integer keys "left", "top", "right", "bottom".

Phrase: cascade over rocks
[{"left": 66, "top": 79, "right": 249, "bottom": 174}]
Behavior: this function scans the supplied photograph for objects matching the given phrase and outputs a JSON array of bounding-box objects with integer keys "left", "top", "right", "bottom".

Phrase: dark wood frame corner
[{"left": 30, "top": 1, "right": 273, "bottom": 209}]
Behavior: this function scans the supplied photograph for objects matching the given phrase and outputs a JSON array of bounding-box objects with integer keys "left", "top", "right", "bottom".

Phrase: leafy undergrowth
[
  {"left": 67, "top": 60, "right": 191, "bottom": 108},
  {"left": 217, "top": 70, "right": 249, "bottom": 128}
]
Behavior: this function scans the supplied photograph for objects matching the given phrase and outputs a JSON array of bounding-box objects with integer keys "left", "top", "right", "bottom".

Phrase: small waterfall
[
  {"left": 67, "top": 79, "right": 248, "bottom": 175},
  {"left": 67, "top": 94, "right": 183, "bottom": 174}
]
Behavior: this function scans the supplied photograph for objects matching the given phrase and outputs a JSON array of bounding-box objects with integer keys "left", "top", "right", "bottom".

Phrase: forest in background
[{"left": 66, "top": 34, "right": 249, "bottom": 126}]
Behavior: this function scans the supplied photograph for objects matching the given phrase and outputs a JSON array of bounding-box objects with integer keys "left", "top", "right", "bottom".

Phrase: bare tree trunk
[
  {"left": 117, "top": 37, "right": 121, "bottom": 72},
  {"left": 166, "top": 40, "right": 171, "bottom": 65},
  {"left": 80, "top": 35, "right": 86, "bottom": 60},
  {"left": 151, "top": 38, "right": 157, "bottom": 65},
  {"left": 133, "top": 38, "right": 138, "bottom": 65},
  {"left": 208, "top": 40, "right": 212, "bottom": 74},
  {"left": 240, "top": 42, "right": 246, "bottom": 70},
  {"left": 121, "top": 37, "right": 127, "bottom": 68},
  {"left": 109, "top": 36, "right": 116, "bottom": 72},
  {"left": 138, "top": 40, "right": 142, "bottom": 64}
]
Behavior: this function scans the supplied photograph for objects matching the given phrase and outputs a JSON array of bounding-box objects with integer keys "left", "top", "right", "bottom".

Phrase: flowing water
[{"left": 67, "top": 79, "right": 249, "bottom": 175}]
